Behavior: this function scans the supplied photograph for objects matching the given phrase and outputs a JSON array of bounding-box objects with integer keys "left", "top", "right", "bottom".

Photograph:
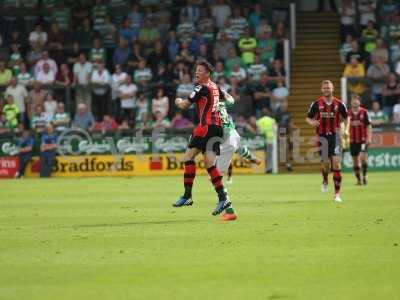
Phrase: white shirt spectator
[
  {"left": 17, "top": 71, "right": 34, "bottom": 87},
  {"left": 176, "top": 83, "right": 194, "bottom": 99},
  {"left": 212, "top": 3, "right": 231, "bottom": 29},
  {"left": 118, "top": 83, "right": 138, "bottom": 108},
  {"left": 35, "top": 70, "right": 56, "bottom": 84},
  {"left": 111, "top": 72, "right": 127, "bottom": 100},
  {"left": 91, "top": 68, "right": 111, "bottom": 95},
  {"left": 44, "top": 99, "right": 57, "bottom": 118},
  {"left": 35, "top": 58, "right": 57, "bottom": 76},
  {"left": 73, "top": 61, "right": 93, "bottom": 85},
  {"left": 273, "top": 86, "right": 289, "bottom": 99},
  {"left": 358, "top": 0, "right": 376, "bottom": 26},
  {"left": 230, "top": 67, "right": 247, "bottom": 82},
  {"left": 5, "top": 84, "right": 28, "bottom": 113},
  {"left": 29, "top": 30, "right": 48, "bottom": 45},
  {"left": 393, "top": 103, "right": 400, "bottom": 123},
  {"left": 134, "top": 68, "right": 152, "bottom": 82},
  {"left": 339, "top": 1, "right": 356, "bottom": 25},
  {"left": 247, "top": 63, "right": 267, "bottom": 81},
  {"left": 177, "top": 21, "right": 196, "bottom": 43}
]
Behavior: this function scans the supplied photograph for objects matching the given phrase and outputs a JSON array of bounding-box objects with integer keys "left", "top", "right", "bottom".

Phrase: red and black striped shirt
[
  {"left": 349, "top": 107, "right": 370, "bottom": 143},
  {"left": 188, "top": 80, "right": 222, "bottom": 127},
  {"left": 307, "top": 96, "right": 348, "bottom": 135}
]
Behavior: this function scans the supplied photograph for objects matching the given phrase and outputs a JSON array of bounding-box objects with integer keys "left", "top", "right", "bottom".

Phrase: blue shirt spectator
[{"left": 73, "top": 103, "right": 95, "bottom": 131}]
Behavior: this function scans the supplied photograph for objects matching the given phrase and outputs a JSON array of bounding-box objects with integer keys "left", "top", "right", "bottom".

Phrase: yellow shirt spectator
[{"left": 343, "top": 58, "right": 366, "bottom": 95}]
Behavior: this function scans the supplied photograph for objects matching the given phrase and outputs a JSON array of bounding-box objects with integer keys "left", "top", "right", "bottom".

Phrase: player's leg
[
  {"left": 331, "top": 155, "right": 343, "bottom": 202},
  {"left": 173, "top": 146, "right": 200, "bottom": 207},
  {"left": 227, "top": 163, "right": 233, "bottom": 183},
  {"left": 238, "top": 145, "right": 262, "bottom": 165},
  {"left": 360, "top": 145, "right": 368, "bottom": 185},
  {"left": 319, "top": 135, "right": 330, "bottom": 192},
  {"left": 350, "top": 143, "right": 361, "bottom": 184}
]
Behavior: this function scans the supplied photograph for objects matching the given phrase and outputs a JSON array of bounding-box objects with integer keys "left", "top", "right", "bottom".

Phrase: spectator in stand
[
  {"left": 0, "top": 112, "right": 12, "bottom": 135},
  {"left": 255, "top": 17, "right": 272, "bottom": 37},
  {"left": 189, "top": 32, "right": 206, "bottom": 58},
  {"left": 28, "top": 23, "right": 47, "bottom": 48},
  {"left": 382, "top": 11, "right": 400, "bottom": 45},
  {"left": 127, "top": 42, "right": 145, "bottom": 73},
  {"left": 138, "top": 18, "right": 160, "bottom": 51},
  {"left": 151, "top": 87, "right": 169, "bottom": 119},
  {"left": 111, "top": 64, "right": 128, "bottom": 116},
  {"left": 253, "top": 73, "right": 273, "bottom": 117},
  {"left": 249, "top": 3, "right": 267, "bottom": 31},
  {"left": 274, "top": 21, "right": 288, "bottom": 60},
  {"left": 35, "top": 63, "right": 56, "bottom": 85},
  {"left": 229, "top": 7, "right": 249, "bottom": 40},
  {"left": 103, "top": 15, "right": 118, "bottom": 48},
  {"left": 120, "top": 17, "right": 138, "bottom": 44},
  {"left": 361, "top": 21, "right": 379, "bottom": 54},
  {"left": 212, "top": 0, "right": 232, "bottom": 30},
  {"left": 2, "top": 95, "right": 19, "bottom": 129},
  {"left": 171, "top": 110, "right": 193, "bottom": 130},
  {"left": 343, "top": 57, "right": 366, "bottom": 97},
  {"left": 28, "top": 82, "right": 47, "bottom": 119},
  {"left": 135, "top": 92, "right": 149, "bottom": 129},
  {"left": 146, "top": 110, "right": 171, "bottom": 130},
  {"left": 74, "top": 17, "right": 95, "bottom": 50},
  {"left": 5, "top": 77, "right": 28, "bottom": 123},
  {"left": 339, "top": 0, "right": 356, "bottom": 41},
  {"left": 66, "top": 42, "right": 82, "bottom": 68},
  {"left": 72, "top": 103, "right": 95, "bottom": 132},
  {"left": 43, "top": 93, "right": 57, "bottom": 119},
  {"left": 213, "top": 61, "right": 227, "bottom": 80},
  {"left": 367, "top": 55, "right": 390, "bottom": 102},
  {"left": 53, "top": 1, "right": 71, "bottom": 31},
  {"left": 392, "top": 99, "right": 400, "bottom": 123},
  {"left": 52, "top": 102, "right": 71, "bottom": 133},
  {"left": 180, "top": 0, "right": 200, "bottom": 24},
  {"left": 225, "top": 48, "right": 243, "bottom": 72},
  {"left": 382, "top": 72, "right": 400, "bottom": 116},
  {"left": 346, "top": 41, "right": 365, "bottom": 64},
  {"left": 230, "top": 76, "right": 253, "bottom": 117},
  {"left": 127, "top": 3, "right": 142, "bottom": 31},
  {"left": 47, "top": 22, "right": 65, "bottom": 52},
  {"left": 239, "top": 27, "right": 257, "bottom": 65},
  {"left": 369, "top": 101, "right": 388, "bottom": 126},
  {"left": 73, "top": 53, "right": 93, "bottom": 111},
  {"left": 217, "top": 77, "right": 231, "bottom": 92},
  {"left": 148, "top": 40, "right": 169, "bottom": 74},
  {"left": 9, "top": 43, "right": 22, "bottom": 74},
  {"left": 257, "top": 29, "right": 276, "bottom": 66},
  {"left": 257, "top": 108, "right": 276, "bottom": 173},
  {"left": 91, "top": 0, "right": 109, "bottom": 34},
  {"left": 197, "top": 8, "right": 215, "bottom": 43},
  {"left": 117, "top": 75, "right": 137, "bottom": 121},
  {"left": 35, "top": 51, "right": 58, "bottom": 77},
  {"left": 358, "top": 0, "right": 376, "bottom": 29},
  {"left": 340, "top": 34, "right": 355, "bottom": 64},
  {"left": 31, "top": 104, "right": 50, "bottom": 134},
  {"left": 94, "top": 114, "right": 118, "bottom": 133},
  {"left": 177, "top": 14, "right": 196, "bottom": 44},
  {"left": 90, "top": 38, "right": 107, "bottom": 63},
  {"left": 390, "top": 38, "right": 400, "bottom": 66},
  {"left": 39, "top": 124, "right": 57, "bottom": 178},
  {"left": 166, "top": 31, "right": 180, "bottom": 63},
  {"left": 134, "top": 59, "right": 153, "bottom": 87},
  {"left": 176, "top": 41, "right": 196, "bottom": 66},
  {"left": 228, "top": 63, "right": 247, "bottom": 83},
  {"left": 372, "top": 38, "right": 389, "bottom": 64},
  {"left": 269, "top": 59, "right": 286, "bottom": 84},
  {"left": 271, "top": 78, "right": 289, "bottom": 115},
  {"left": 17, "top": 62, "right": 34, "bottom": 87},
  {"left": 215, "top": 31, "right": 234, "bottom": 61},
  {"left": 55, "top": 63, "right": 73, "bottom": 87},
  {"left": 15, "top": 129, "right": 34, "bottom": 178},
  {"left": 91, "top": 61, "right": 111, "bottom": 120},
  {"left": 26, "top": 43, "right": 43, "bottom": 67},
  {"left": 176, "top": 73, "right": 194, "bottom": 100},
  {"left": 113, "top": 38, "right": 130, "bottom": 67},
  {"left": 378, "top": 0, "right": 398, "bottom": 26},
  {"left": 0, "top": 60, "right": 12, "bottom": 86}
]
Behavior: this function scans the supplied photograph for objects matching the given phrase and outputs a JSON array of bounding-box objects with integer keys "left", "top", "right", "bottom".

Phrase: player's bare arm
[
  {"left": 175, "top": 97, "right": 191, "bottom": 110},
  {"left": 306, "top": 117, "right": 320, "bottom": 127},
  {"left": 366, "top": 124, "right": 372, "bottom": 145}
]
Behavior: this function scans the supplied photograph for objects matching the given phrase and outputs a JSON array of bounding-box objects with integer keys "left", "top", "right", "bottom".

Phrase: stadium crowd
[
  {"left": 339, "top": 0, "right": 400, "bottom": 125},
  {"left": 0, "top": 0, "right": 290, "bottom": 138}
]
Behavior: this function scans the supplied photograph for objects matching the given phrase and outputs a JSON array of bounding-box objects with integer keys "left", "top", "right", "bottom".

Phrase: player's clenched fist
[{"left": 175, "top": 97, "right": 183, "bottom": 106}]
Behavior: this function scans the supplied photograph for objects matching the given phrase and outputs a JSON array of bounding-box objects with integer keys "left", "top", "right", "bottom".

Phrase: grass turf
[{"left": 0, "top": 172, "right": 399, "bottom": 300}]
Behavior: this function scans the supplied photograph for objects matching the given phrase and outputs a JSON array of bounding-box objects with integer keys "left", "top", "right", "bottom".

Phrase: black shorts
[
  {"left": 188, "top": 125, "right": 223, "bottom": 155},
  {"left": 318, "top": 134, "right": 341, "bottom": 161},
  {"left": 350, "top": 143, "right": 368, "bottom": 157}
]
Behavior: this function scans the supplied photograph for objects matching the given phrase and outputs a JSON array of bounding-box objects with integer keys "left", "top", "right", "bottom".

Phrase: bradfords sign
[
  {"left": 343, "top": 148, "right": 400, "bottom": 171},
  {"left": 0, "top": 156, "right": 19, "bottom": 178}
]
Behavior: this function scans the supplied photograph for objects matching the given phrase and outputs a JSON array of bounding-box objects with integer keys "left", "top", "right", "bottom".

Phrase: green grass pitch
[{"left": 1, "top": 172, "right": 400, "bottom": 300}]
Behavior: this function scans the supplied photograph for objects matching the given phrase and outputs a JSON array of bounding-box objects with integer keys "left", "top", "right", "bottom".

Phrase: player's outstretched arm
[
  {"left": 175, "top": 98, "right": 191, "bottom": 110},
  {"left": 306, "top": 117, "right": 319, "bottom": 127}
]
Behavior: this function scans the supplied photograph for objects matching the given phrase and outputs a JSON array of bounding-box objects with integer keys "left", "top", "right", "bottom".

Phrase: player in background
[
  {"left": 173, "top": 60, "right": 232, "bottom": 216},
  {"left": 306, "top": 80, "right": 348, "bottom": 202},
  {"left": 348, "top": 94, "right": 372, "bottom": 185}
]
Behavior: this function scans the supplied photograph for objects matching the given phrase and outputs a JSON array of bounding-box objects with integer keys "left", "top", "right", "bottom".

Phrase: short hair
[
  {"left": 195, "top": 60, "right": 214, "bottom": 73},
  {"left": 322, "top": 80, "right": 333, "bottom": 86}
]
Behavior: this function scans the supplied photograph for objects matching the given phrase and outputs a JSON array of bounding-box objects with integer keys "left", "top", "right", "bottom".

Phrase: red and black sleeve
[
  {"left": 338, "top": 102, "right": 348, "bottom": 119},
  {"left": 364, "top": 110, "right": 371, "bottom": 126},
  {"left": 307, "top": 101, "right": 318, "bottom": 119},
  {"left": 188, "top": 85, "right": 207, "bottom": 103}
]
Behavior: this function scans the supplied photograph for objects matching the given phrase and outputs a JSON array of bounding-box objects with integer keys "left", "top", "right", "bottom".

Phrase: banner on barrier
[
  {"left": 343, "top": 147, "right": 400, "bottom": 171},
  {"left": 23, "top": 151, "right": 266, "bottom": 178},
  {"left": 0, "top": 156, "right": 19, "bottom": 178}
]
